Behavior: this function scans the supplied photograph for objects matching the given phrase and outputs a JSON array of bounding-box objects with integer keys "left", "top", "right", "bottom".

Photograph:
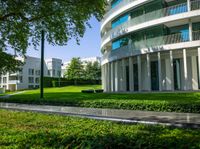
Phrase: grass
[
  {"left": 0, "top": 109, "right": 200, "bottom": 148},
  {"left": 1, "top": 85, "right": 200, "bottom": 113}
]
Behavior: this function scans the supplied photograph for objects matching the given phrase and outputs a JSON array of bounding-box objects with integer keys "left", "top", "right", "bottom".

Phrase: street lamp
[{"left": 40, "top": 24, "right": 45, "bottom": 99}]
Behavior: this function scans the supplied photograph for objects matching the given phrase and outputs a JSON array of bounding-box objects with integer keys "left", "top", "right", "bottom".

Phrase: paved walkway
[
  {"left": 0, "top": 91, "right": 26, "bottom": 99},
  {"left": 0, "top": 102, "right": 200, "bottom": 128}
]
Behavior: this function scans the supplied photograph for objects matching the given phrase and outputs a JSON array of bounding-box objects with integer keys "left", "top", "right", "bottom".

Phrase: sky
[{"left": 26, "top": 17, "right": 101, "bottom": 62}]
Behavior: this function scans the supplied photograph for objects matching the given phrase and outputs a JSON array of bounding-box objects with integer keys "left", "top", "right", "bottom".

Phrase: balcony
[
  {"left": 8, "top": 80, "right": 20, "bottom": 84},
  {"left": 101, "top": 0, "right": 200, "bottom": 45},
  {"left": 102, "top": 0, "right": 136, "bottom": 25},
  {"left": 102, "top": 30, "right": 200, "bottom": 62}
]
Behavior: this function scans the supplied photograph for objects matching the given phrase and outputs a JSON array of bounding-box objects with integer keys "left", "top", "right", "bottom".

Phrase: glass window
[
  {"left": 111, "top": 0, "right": 122, "bottom": 8},
  {"left": 35, "top": 70, "right": 40, "bottom": 76},
  {"left": 19, "top": 76, "right": 23, "bottom": 83},
  {"left": 3, "top": 77, "right": 7, "bottom": 83},
  {"left": 28, "top": 69, "right": 34, "bottom": 75},
  {"left": 28, "top": 77, "right": 34, "bottom": 83},
  {"left": 57, "top": 71, "right": 61, "bottom": 77},
  {"left": 112, "top": 14, "right": 129, "bottom": 29},
  {"left": 35, "top": 78, "right": 40, "bottom": 84},
  {"left": 112, "top": 37, "right": 129, "bottom": 50}
]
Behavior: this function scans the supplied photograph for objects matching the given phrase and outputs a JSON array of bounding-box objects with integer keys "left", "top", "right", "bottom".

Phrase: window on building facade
[
  {"left": 53, "top": 69, "right": 55, "bottom": 76},
  {"left": 28, "top": 69, "right": 34, "bottom": 75},
  {"left": 111, "top": 0, "right": 122, "bottom": 8},
  {"left": 3, "top": 77, "right": 7, "bottom": 83},
  {"left": 57, "top": 71, "right": 61, "bottom": 77},
  {"left": 35, "top": 78, "right": 40, "bottom": 84},
  {"left": 19, "top": 76, "right": 23, "bottom": 83},
  {"left": 48, "top": 70, "right": 51, "bottom": 76},
  {"left": 28, "top": 77, "right": 34, "bottom": 83},
  {"left": 35, "top": 70, "right": 40, "bottom": 76}
]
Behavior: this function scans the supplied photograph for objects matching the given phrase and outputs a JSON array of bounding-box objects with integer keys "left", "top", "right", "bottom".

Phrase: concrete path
[
  {"left": 0, "top": 91, "right": 26, "bottom": 99},
  {"left": 0, "top": 102, "right": 200, "bottom": 128}
]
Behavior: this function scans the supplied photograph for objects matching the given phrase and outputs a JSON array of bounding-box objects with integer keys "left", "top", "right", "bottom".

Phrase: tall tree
[
  {"left": 65, "top": 57, "right": 84, "bottom": 84},
  {"left": 0, "top": 0, "right": 106, "bottom": 72},
  {"left": 85, "top": 61, "right": 101, "bottom": 80}
]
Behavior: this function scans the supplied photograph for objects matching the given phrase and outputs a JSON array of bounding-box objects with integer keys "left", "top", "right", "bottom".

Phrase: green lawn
[
  {"left": 0, "top": 109, "right": 200, "bottom": 148},
  {"left": 1, "top": 85, "right": 200, "bottom": 113}
]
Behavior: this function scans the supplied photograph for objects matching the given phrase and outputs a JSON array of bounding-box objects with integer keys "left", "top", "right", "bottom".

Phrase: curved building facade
[{"left": 101, "top": 0, "right": 200, "bottom": 92}]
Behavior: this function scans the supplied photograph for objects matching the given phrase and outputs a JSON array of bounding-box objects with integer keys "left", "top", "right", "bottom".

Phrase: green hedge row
[
  {"left": 44, "top": 77, "right": 101, "bottom": 87},
  {"left": 1, "top": 109, "right": 200, "bottom": 148}
]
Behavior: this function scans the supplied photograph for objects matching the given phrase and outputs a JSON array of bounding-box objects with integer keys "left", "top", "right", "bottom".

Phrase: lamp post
[{"left": 40, "top": 28, "right": 45, "bottom": 99}]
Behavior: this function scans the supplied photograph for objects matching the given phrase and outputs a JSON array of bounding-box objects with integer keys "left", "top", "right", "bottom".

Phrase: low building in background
[
  {"left": 61, "top": 57, "right": 101, "bottom": 78},
  {"left": 0, "top": 56, "right": 62, "bottom": 91}
]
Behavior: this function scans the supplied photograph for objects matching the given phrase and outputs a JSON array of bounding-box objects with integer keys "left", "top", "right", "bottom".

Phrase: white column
[
  {"left": 191, "top": 56, "right": 198, "bottom": 90},
  {"left": 114, "top": 61, "right": 119, "bottom": 92},
  {"left": 6, "top": 73, "right": 9, "bottom": 90},
  {"left": 187, "top": 0, "right": 191, "bottom": 11},
  {"left": 104, "top": 64, "right": 108, "bottom": 92},
  {"left": 189, "top": 20, "right": 193, "bottom": 41},
  {"left": 183, "top": 49, "right": 188, "bottom": 90},
  {"left": 129, "top": 57, "right": 134, "bottom": 92},
  {"left": 146, "top": 54, "right": 151, "bottom": 91},
  {"left": 137, "top": 56, "right": 142, "bottom": 92},
  {"left": 101, "top": 65, "right": 104, "bottom": 90},
  {"left": 158, "top": 52, "right": 162, "bottom": 91},
  {"left": 110, "top": 62, "right": 115, "bottom": 92},
  {"left": 122, "top": 59, "right": 126, "bottom": 92},
  {"left": 108, "top": 63, "right": 111, "bottom": 92},
  {"left": 198, "top": 48, "right": 200, "bottom": 89}
]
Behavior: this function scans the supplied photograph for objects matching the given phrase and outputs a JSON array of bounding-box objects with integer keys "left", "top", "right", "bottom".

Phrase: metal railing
[
  {"left": 102, "top": 2, "right": 190, "bottom": 43},
  {"left": 103, "top": 31, "right": 200, "bottom": 61},
  {"left": 193, "top": 30, "right": 200, "bottom": 41},
  {"left": 191, "top": 0, "right": 200, "bottom": 10}
]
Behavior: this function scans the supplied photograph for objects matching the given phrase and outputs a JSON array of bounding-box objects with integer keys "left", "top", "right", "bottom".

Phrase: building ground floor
[{"left": 102, "top": 47, "right": 200, "bottom": 92}]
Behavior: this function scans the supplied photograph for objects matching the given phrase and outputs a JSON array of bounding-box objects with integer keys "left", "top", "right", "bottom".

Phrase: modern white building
[
  {"left": 61, "top": 57, "right": 101, "bottom": 77},
  {"left": 0, "top": 56, "right": 62, "bottom": 91},
  {"left": 101, "top": 0, "right": 200, "bottom": 92}
]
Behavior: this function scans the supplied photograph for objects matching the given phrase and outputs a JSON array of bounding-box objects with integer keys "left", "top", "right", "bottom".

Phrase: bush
[{"left": 44, "top": 77, "right": 101, "bottom": 87}]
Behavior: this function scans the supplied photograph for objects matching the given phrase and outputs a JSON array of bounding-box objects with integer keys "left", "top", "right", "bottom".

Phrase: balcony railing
[
  {"left": 102, "top": 0, "right": 136, "bottom": 24},
  {"left": 132, "top": 32, "right": 190, "bottom": 49},
  {"left": 193, "top": 30, "right": 200, "bottom": 41},
  {"left": 103, "top": 31, "right": 200, "bottom": 60},
  {"left": 191, "top": 0, "right": 200, "bottom": 10},
  {"left": 101, "top": 1, "right": 193, "bottom": 43}
]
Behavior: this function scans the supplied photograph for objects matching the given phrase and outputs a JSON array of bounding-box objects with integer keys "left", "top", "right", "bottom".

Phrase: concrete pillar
[
  {"left": 158, "top": 52, "right": 162, "bottom": 91},
  {"left": 122, "top": 59, "right": 126, "bottom": 92},
  {"left": 183, "top": 49, "right": 188, "bottom": 90},
  {"left": 114, "top": 61, "right": 119, "bottom": 92},
  {"left": 191, "top": 56, "right": 198, "bottom": 90},
  {"left": 187, "top": 0, "right": 191, "bottom": 11},
  {"left": 146, "top": 54, "right": 151, "bottom": 91},
  {"left": 110, "top": 62, "right": 115, "bottom": 92},
  {"left": 166, "top": 51, "right": 174, "bottom": 91},
  {"left": 104, "top": 64, "right": 108, "bottom": 92},
  {"left": 137, "top": 56, "right": 142, "bottom": 92},
  {"left": 189, "top": 20, "right": 193, "bottom": 41},
  {"left": 101, "top": 65, "right": 105, "bottom": 90},
  {"left": 129, "top": 57, "right": 134, "bottom": 92},
  {"left": 198, "top": 48, "right": 200, "bottom": 89},
  {"left": 170, "top": 51, "right": 174, "bottom": 91}
]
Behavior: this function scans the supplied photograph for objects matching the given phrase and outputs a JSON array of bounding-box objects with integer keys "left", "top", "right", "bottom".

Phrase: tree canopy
[
  {"left": 65, "top": 57, "right": 84, "bottom": 83},
  {"left": 0, "top": 0, "right": 106, "bottom": 73}
]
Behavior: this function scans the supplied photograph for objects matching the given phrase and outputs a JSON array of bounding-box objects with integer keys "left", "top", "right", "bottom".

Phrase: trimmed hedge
[
  {"left": 44, "top": 77, "right": 101, "bottom": 87},
  {"left": 1, "top": 109, "right": 200, "bottom": 148}
]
